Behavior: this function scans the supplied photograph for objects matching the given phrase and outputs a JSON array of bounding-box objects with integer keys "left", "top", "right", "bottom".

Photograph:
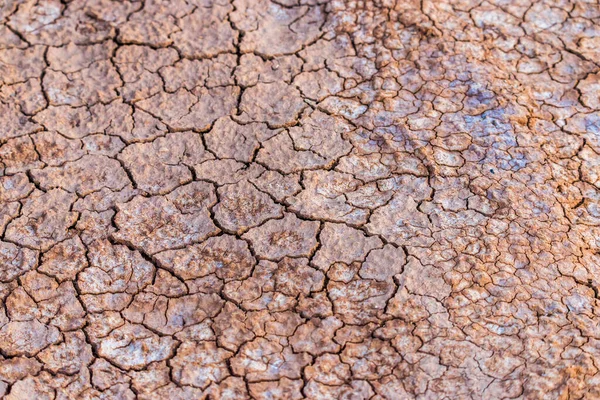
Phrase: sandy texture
[{"left": 1, "top": 0, "right": 600, "bottom": 398}]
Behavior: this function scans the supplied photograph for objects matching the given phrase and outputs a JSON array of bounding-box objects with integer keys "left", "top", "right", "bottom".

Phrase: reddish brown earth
[{"left": 1, "top": 0, "right": 600, "bottom": 398}]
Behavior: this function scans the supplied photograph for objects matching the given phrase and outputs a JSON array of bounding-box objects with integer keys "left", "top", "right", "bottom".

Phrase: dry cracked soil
[{"left": 0, "top": 0, "right": 600, "bottom": 399}]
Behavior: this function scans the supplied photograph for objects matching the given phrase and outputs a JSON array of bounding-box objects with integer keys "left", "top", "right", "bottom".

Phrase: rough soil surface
[{"left": 1, "top": 0, "right": 600, "bottom": 398}]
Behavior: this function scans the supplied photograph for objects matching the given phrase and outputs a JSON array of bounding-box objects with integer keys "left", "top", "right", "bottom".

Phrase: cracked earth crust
[{"left": 1, "top": 0, "right": 600, "bottom": 399}]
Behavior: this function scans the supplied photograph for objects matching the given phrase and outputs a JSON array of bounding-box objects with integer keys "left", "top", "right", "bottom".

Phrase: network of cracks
[{"left": 1, "top": 0, "right": 600, "bottom": 398}]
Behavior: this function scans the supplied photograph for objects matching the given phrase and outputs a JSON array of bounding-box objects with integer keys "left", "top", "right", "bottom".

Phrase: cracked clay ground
[{"left": 1, "top": 1, "right": 600, "bottom": 400}]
